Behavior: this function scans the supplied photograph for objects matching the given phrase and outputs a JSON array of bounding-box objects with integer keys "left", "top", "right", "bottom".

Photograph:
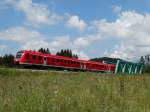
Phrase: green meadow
[{"left": 0, "top": 68, "right": 149, "bottom": 112}]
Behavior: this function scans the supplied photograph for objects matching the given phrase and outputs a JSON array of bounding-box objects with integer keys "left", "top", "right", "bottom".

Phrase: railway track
[
  {"left": 15, "top": 67, "right": 80, "bottom": 74},
  {"left": 14, "top": 67, "right": 114, "bottom": 76}
]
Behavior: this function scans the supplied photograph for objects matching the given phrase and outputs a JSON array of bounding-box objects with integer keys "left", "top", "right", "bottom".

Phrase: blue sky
[{"left": 0, "top": 0, "right": 150, "bottom": 61}]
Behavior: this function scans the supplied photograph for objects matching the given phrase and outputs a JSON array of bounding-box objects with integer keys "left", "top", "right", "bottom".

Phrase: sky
[{"left": 0, "top": 0, "right": 150, "bottom": 61}]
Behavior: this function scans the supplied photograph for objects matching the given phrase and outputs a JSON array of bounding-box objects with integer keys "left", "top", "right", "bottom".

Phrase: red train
[{"left": 14, "top": 50, "right": 116, "bottom": 73}]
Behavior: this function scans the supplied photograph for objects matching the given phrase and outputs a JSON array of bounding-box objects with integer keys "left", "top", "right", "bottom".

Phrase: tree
[
  {"left": 38, "top": 48, "right": 44, "bottom": 53},
  {"left": 139, "top": 56, "right": 145, "bottom": 65},
  {"left": 46, "top": 48, "right": 50, "bottom": 54},
  {"left": 0, "top": 56, "right": 3, "bottom": 65},
  {"left": 56, "top": 49, "right": 78, "bottom": 59},
  {"left": 38, "top": 48, "right": 50, "bottom": 54},
  {"left": 1, "top": 54, "right": 14, "bottom": 67},
  {"left": 73, "top": 54, "right": 78, "bottom": 59},
  {"left": 145, "top": 55, "right": 150, "bottom": 65}
]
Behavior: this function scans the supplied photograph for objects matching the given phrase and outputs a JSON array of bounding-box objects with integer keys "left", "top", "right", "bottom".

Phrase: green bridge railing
[{"left": 114, "top": 60, "right": 143, "bottom": 74}]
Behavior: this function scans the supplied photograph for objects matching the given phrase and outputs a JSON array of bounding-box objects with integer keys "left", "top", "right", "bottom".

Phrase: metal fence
[{"left": 114, "top": 60, "right": 143, "bottom": 74}]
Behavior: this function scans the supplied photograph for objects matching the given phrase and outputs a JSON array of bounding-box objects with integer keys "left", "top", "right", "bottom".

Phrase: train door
[
  {"left": 80, "top": 63, "right": 86, "bottom": 70},
  {"left": 87, "top": 63, "right": 90, "bottom": 70},
  {"left": 44, "top": 57, "right": 47, "bottom": 65},
  {"left": 80, "top": 63, "right": 83, "bottom": 70},
  {"left": 83, "top": 63, "right": 86, "bottom": 70}
]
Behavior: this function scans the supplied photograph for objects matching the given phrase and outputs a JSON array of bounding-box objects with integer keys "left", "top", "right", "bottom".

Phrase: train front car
[{"left": 14, "top": 50, "right": 25, "bottom": 65}]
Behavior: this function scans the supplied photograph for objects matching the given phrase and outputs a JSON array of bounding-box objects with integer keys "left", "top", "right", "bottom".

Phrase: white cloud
[
  {"left": 3, "top": 0, "right": 62, "bottom": 26},
  {"left": 21, "top": 35, "right": 70, "bottom": 51},
  {"left": 0, "top": 21, "right": 98, "bottom": 59},
  {"left": 110, "top": 44, "right": 135, "bottom": 60},
  {"left": 50, "top": 35, "right": 73, "bottom": 49},
  {"left": 22, "top": 39, "right": 50, "bottom": 50},
  {"left": 103, "top": 50, "right": 108, "bottom": 56},
  {"left": 112, "top": 5, "right": 122, "bottom": 13},
  {"left": 72, "top": 50, "right": 89, "bottom": 60},
  {"left": 66, "top": 15, "right": 87, "bottom": 32},
  {"left": 0, "top": 25, "right": 90, "bottom": 59},
  {"left": 96, "top": 11, "right": 150, "bottom": 44},
  {"left": 94, "top": 10, "right": 150, "bottom": 60},
  {"left": 74, "top": 37, "right": 89, "bottom": 47},
  {"left": 74, "top": 34, "right": 101, "bottom": 48},
  {"left": 0, "top": 26, "right": 43, "bottom": 43}
]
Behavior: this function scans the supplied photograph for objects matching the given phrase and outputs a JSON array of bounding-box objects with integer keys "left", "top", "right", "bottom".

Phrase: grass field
[{"left": 0, "top": 68, "right": 150, "bottom": 112}]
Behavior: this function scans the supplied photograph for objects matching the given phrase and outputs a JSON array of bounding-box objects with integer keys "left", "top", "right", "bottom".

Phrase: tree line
[
  {"left": 0, "top": 54, "right": 14, "bottom": 67},
  {"left": 0, "top": 48, "right": 78, "bottom": 67},
  {"left": 139, "top": 55, "right": 150, "bottom": 73},
  {"left": 37, "top": 48, "right": 78, "bottom": 59}
]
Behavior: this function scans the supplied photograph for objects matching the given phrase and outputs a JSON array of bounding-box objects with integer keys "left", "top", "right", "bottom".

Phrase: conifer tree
[{"left": 56, "top": 49, "right": 78, "bottom": 59}]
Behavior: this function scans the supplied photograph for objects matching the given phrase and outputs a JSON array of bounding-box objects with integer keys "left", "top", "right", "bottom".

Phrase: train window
[
  {"left": 25, "top": 53, "right": 29, "bottom": 59},
  {"left": 44, "top": 57, "right": 47, "bottom": 61},
  {"left": 68, "top": 60, "right": 70, "bottom": 64},
  {"left": 64, "top": 60, "right": 66, "bottom": 64},
  {"left": 32, "top": 55, "right": 36, "bottom": 60},
  {"left": 56, "top": 59, "right": 59, "bottom": 63},
  {"left": 38, "top": 56, "right": 42, "bottom": 61},
  {"left": 16, "top": 51, "right": 23, "bottom": 58},
  {"left": 60, "top": 59, "right": 63, "bottom": 62}
]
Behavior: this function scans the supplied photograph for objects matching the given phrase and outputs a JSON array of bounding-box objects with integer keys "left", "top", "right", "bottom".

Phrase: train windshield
[{"left": 16, "top": 51, "right": 23, "bottom": 58}]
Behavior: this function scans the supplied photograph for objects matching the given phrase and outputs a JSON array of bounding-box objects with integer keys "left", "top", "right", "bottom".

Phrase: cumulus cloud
[
  {"left": 22, "top": 40, "right": 50, "bottom": 50},
  {"left": 74, "top": 34, "right": 101, "bottom": 48},
  {"left": 66, "top": 15, "right": 87, "bottom": 32},
  {"left": 72, "top": 50, "right": 89, "bottom": 60},
  {"left": 96, "top": 11, "right": 150, "bottom": 45},
  {"left": 23, "top": 35, "right": 73, "bottom": 52},
  {"left": 110, "top": 44, "right": 135, "bottom": 61},
  {"left": 0, "top": 25, "right": 90, "bottom": 59},
  {"left": 112, "top": 5, "right": 122, "bottom": 13},
  {"left": 93, "top": 10, "right": 150, "bottom": 60},
  {"left": 50, "top": 36, "right": 73, "bottom": 49},
  {"left": 3, "top": 0, "right": 62, "bottom": 26},
  {"left": 0, "top": 26, "right": 43, "bottom": 43}
]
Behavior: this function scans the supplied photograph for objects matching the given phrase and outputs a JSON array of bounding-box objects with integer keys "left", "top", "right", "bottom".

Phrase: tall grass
[{"left": 0, "top": 68, "right": 149, "bottom": 112}]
